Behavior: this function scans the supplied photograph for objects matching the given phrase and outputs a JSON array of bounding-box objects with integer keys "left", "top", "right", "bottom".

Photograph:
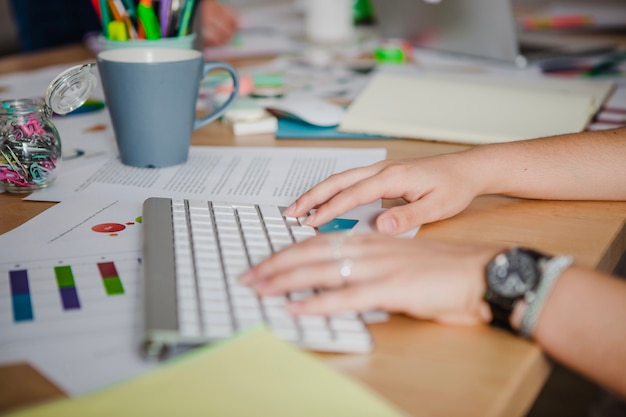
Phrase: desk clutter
[
  {"left": 203, "top": 36, "right": 624, "bottom": 143},
  {"left": 212, "top": 61, "right": 622, "bottom": 143},
  {"left": 1, "top": 1, "right": 626, "bottom": 413}
]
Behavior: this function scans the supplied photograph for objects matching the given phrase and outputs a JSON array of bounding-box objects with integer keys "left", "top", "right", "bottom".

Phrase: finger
[
  {"left": 376, "top": 190, "right": 473, "bottom": 234},
  {"left": 284, "top": 163, "right": 388, "bottom": 217},
  {"left": 303, "top": 169, "right": 420, "bottom": 228},
  {"left": 241, "top": 234, "right": 339, "bottom": 285},
  {"left": 253, "top": 260, "right": 350, "bottom": 295},
  {"left": 250, "top": 237, "right": 406, "bottom": 294},
  {"left": 287, "top": 279, "right": 401, "bottom": 316}
]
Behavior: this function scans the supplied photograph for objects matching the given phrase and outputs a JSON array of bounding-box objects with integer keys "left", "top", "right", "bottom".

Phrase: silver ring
[{"left": 339, "top": 258, "right": 353, "bottom": 285}]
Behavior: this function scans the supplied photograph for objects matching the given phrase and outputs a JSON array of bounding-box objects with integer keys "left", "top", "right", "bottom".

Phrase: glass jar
[
  {"left": 0, "top": 64, "right": 97, "bottom": 193},
  {"left": 0, "top": 98, "right": 62, "bottom": 192}
]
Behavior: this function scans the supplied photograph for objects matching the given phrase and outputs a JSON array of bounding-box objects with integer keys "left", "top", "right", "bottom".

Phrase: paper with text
[{"left": 25, "top": 146, "right": 386, "bottom": 203}]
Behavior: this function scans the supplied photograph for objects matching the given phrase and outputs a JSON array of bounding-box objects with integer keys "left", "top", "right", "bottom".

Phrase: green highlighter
[{"left": 138, "top": 0, "right": 162, "bottom": 40}]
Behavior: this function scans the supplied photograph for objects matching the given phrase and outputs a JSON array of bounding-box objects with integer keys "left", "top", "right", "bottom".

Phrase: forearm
[
  {"left": 463, "top": 127, "right": 626, "bottom": 201},
  {"left": 520, "top": 267, "right": 626, "bottom": 398}
]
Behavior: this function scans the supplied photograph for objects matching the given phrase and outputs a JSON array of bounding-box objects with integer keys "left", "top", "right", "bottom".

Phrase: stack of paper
[
  {"left": 7, "top": 327, "right": 408, "bottom": 417},
  {"left": 339, "top": 72, "right": 615, "bottom": 145}
]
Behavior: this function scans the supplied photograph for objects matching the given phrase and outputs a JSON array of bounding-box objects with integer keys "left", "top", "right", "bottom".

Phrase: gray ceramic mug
[{"left": 97, "top": 48, "right": 239, "bottom": 167}]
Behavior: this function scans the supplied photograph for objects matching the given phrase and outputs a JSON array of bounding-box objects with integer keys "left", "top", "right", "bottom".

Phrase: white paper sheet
[{"left": 25, "top": 146, "right": 386, "bottom": 204}]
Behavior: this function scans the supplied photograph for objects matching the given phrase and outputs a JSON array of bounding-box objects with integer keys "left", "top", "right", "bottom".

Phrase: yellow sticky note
[{"left": 8, "top": 327, "right": 408, "bottom": 417}]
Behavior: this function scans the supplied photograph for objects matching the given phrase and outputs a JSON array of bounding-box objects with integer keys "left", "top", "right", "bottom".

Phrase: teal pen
[
  {"left": 121, "top": 0, "right": 138, "bottom": 21},
  {"left": 178, "top": 0, "right": 196, "bottom": 37},
  {"left": 99, "top": 0, "right": 112, "bottom": 38},
  {"left": 584, "top": 51, "right": 626, "bottom": 77}
]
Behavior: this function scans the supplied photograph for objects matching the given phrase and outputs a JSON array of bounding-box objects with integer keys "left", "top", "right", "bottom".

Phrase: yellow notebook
[
  {"left": 339, "top": 72, "right": 614, "bottom": 145},
  {"left": 8, "top": 327, "right": 408, "bottom": 417}
]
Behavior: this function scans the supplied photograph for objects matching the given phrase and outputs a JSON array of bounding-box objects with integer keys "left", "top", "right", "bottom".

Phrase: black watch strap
[{"left": 488, "top": 300, "right": 514, "bottom": 331}]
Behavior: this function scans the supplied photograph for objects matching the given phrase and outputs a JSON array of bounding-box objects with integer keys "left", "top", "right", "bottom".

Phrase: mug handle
[{"left": 194, "top": 62, "right": 240, "bottom": 130}]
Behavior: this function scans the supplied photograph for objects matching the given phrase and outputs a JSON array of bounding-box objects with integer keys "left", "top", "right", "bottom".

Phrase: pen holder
[{"left": 98, "top": 33, "right": 197, "bottom": 51}]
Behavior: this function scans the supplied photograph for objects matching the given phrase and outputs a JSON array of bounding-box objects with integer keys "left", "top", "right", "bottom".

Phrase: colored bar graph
[
  {"left": 97, "top": 262, "right": 125, "bottom": 295},
  {"left": 9, "top": 270, "right": 34, "bottom": 322},
  {"left": 54, "top": 265, "right": 81, "bottom": 310}
]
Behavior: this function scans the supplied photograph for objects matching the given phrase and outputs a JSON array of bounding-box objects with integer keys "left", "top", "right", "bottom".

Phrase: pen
[
  {"left": 121, "top": 0, "right": 138, "bottom": 23},
  {"left": 90, "top": 0, "right": 102, "bottom": 20},
  {"left": 160, "top": 0, "right": 172, "bottom": 37},
  {"left": 99, "top": 0, "right": 112, "bottom": 38},
  {"left": 583, "top": 52, "right": 626, "bottom": 77},
  {"left": 108, "top": 0, "right": 137, "bottom": 39},
  {"left": 178, "top": 0, "right": 196, "bottom": 37},
  {"left": 137, "top": 0, "right": 162, "bottom": 40},
  {"left": 168, "top": 0, "right": 183, "bottom": 37}
]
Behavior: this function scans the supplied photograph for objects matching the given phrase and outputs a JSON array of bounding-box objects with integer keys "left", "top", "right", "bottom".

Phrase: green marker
[{"left": 138, "top": 0, "right": 161, "bottom": 40}]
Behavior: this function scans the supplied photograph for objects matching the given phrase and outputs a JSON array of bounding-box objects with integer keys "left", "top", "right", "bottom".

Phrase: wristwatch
[{"left": 484, "top": 247, "right": 551, "bottom": 331}]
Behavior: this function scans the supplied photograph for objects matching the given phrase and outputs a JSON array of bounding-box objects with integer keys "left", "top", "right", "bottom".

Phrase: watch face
[{"left": 487, "top": 250, "right": 539, "bottom": 298}]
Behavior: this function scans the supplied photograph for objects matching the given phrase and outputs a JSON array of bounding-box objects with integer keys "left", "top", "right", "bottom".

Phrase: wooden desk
[{"left": 1, "top": 44, "right": 626, "bottom": 417}]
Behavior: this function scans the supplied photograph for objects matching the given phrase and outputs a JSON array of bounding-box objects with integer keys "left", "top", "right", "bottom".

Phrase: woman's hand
[
  {"left": 199, "top": 0, "right": 239, "bottom": 47},
  {"left": 284, "top": 152, "right": 483, "bottom": 235},
  {"left": 242, "top": 233, "right": 501, "bottom": 326}
]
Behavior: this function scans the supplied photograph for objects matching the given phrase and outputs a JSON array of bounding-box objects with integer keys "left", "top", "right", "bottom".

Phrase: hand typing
[{"left": 283, "top": 153, "right": 482, "bottom": 235}]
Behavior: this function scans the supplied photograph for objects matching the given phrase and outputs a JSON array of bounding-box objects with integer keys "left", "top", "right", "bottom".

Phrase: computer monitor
[{"left": 371, "top": 0, "right": 615, "bottom": 67}]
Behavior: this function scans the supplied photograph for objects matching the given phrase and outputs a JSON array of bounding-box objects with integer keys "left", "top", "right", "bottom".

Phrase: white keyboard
[{"left": 141, "top": 197, "right": 374, "bottom": 359}]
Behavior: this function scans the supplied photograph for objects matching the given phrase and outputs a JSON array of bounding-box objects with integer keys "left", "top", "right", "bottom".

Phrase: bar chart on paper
[{"left": 0, "top": 251, "right": 141, "bottom": 345}]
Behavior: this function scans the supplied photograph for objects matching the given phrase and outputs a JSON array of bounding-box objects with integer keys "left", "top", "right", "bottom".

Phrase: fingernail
[
  {"left": 283, "top": 202, "right": 297, "bottom": 216},
  {"left": 378, "top": 216, "right": 397, "bottom": 234}
]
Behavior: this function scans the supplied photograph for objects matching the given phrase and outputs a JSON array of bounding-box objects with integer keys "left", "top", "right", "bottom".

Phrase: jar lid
[{"left": 45, "top": 64, "right": 97, "bottom": 115}]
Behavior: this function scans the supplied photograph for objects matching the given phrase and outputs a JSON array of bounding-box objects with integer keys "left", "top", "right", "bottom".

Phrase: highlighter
[
  {"left": 108, "top": 20, "right": 128, "bottom": 41},
  {"left": 137, "top": 0, "right": 162, "bottom": 40}
]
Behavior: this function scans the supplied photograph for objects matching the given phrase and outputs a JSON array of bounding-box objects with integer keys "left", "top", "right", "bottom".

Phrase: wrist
[
  {"left": 510, "top": 300, "right": 527, "bottom": 332},
  {"left": 519, "top": 255, "right": 573, "bottom": 338}
]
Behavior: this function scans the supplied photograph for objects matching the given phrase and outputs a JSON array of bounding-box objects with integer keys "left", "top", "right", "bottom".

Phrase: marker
[
  {"left": 160, "top": 0, "right": 173, "bottom": 38},
  {"left": 90, "top": 0, "right": 102, "bottom": 20},
  {"left": 178, "top": 0, "right": 196, "bottom": 37},
  {"left": 137, "top": 0, "right": 162, "bottom": 39},
  {"left": 108, "top": 20, "right": 128, "bottom": 41},
  {"left": 99, "top": 0, "right": 112, "bottom": 38},
  {"left": 121, "top": 0, "right": 138, "bottom": 20},
  {"left": 108, "top": 0, "right": 137, "bottom": 39},
  {"left": 521, "top": 14, "right": 593, "bottom": 31}
]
